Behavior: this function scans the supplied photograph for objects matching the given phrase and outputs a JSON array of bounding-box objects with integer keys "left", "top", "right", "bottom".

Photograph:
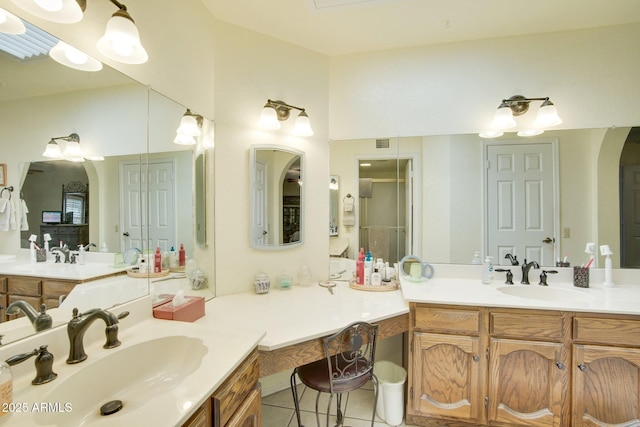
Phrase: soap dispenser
[{"left": 482, "top": 256, "right": 494, "bottom": 284}]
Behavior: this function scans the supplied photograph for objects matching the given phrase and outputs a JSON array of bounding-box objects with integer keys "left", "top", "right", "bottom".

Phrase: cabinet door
[
  {"left": 573, "top": 344, "right": 640, "bottom": 426},
  {"left": 225, "top": 385, "right": 261, "bottom": 427},
  {"left": 488, "top": 338, "right": 568, "bottom": 426},
  {"left": 410, "top": 332, "right": 485, "bottom": 423}
]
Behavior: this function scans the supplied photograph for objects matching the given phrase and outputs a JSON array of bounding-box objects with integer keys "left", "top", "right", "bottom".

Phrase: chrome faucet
[
  {"left": 50, "top": 244, "right": 70, "bottom": 263},
  {"left": 521, "top": 259, "right": 540, "bottom": 285},
  {"left": 6, "top": 302, "right": 52, "bottom": 332},
  {"left": 66, "top": 307, "right": 121, "bottom": 364},
  {"left": 81, "top": 243, "right": 97, "bottom": 251}
]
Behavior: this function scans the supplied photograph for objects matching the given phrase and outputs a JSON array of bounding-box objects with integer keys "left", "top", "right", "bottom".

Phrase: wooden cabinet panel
[
  {"left": 573, "top": 344, "right": 640, "bottom": 426},
  {"left": 213, "top": 350, "right": 259, "bottom": 427},
  {"left": 7, "top": 295, "right": 41, "bottom": 312},
  {"left": 414, "top": 304, "right": 480, "bottom": 335},
  {"left": 409, "top": 332, "right": 486, "bottom": 424},
  {"left": 490, "top": 311, "right": 564, "bottom": 342},
  {"left": 574, "top": 316, "right": 640, "bottom": 347},
  {"left": 182, "top": 400, "right": 211, "bottom": 427},
  {"left": 7, "top": 277, "right": 41, "bottom": 297},
  {"left": 0, "top": 276, "right": 7, "bottom": 293},
  {"left": 225, "top": 385, "right": 261, "bottom": 427},
  {"left": 489, "top": 338, "right": 569, "bottom": 426}
]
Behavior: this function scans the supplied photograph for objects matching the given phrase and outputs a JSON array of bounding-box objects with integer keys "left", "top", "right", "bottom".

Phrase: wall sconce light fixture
[
  {"left": 174, "top": 109, "right": 203, "bottom": 146},
  {"left": 42, "top": 133, "right": 103, "bottom": 162},
  {"left": 10, "top": 0, "right": 147, "bottom": 64},
  {"left": 480, "top": 95, "right": 562, "bottom": 138},
  {"left": 258, "top": 99, "right": 314, "bottom": 137},
  {"left": 0, "top": 7, "right": 26, "bottom": 34}
]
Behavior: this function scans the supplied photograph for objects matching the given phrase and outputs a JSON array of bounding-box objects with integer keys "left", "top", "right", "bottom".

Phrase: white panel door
[
  {"left": 251, "top": 160, "right": 268, "bottom": 245},
  {"left": 146, "top": 160, "right": 176, "bottom": 252},
  {"left": 120, "top": 162, "right": 144, "bottom": 252},
  {"left": 486, "top": 143, "right": 556, "bottom": 266}
]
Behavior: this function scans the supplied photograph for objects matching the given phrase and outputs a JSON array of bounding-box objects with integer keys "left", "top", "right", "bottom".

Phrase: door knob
[
  {"left": 542, "top": 237, "right": 555, "bottom": 244},
  {"left": 123, "top": 232, "right": 130, "bottom": 237},
  {"left": 262, "top": 230, "right": 268, "bottom": 235}
]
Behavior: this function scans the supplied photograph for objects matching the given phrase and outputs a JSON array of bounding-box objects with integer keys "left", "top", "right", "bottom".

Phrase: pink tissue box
[{"left": 153, "top": 295, "right": 205, "bottom": 322}]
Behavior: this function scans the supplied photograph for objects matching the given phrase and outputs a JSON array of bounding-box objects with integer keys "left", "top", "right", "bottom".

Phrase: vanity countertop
[
  {"left": 206, "top": 280, "right": 409, "bottom": 351},
  {"left": 401, "top": 264, "right": 640, "bottom": 315},
  {"left": 0, "top": 257, "right": 130, "bottom": 281}
]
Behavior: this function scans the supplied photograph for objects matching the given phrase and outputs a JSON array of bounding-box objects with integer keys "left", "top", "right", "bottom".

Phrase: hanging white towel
[
  {"left": 8, "top": 198, "right": 17, "bottom": 231},
  {"left": 0, "top": 199, "right": 9, "bottom": 231},
  {"left": 20, "top": 199, "right": 29, "bottom": 231},
  {"left": 343, "top": 197, "right": 355, "bottom": 226},
  {"left": 344, "top": 197, "right": 354, "bottom": 212}
]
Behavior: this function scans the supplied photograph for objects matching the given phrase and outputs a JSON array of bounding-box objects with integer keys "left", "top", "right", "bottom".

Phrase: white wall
[
  {"left": 212, "top": 20, "right": 330, "bottom": 295},
  {"left": 329, "top": 24, "right": 640, "bottom": 139}
]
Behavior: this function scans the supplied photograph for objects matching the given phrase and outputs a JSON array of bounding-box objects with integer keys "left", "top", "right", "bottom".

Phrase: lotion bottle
[
  {"left": 371, "top": 268, "right": 382, "bottom": 286},
  {"left": 154, "top": 247, "right": 162, "bottom": 273},
  {"left": 482, "top": 256, "right": 494, "bottom": 284},
  {"left": 356, "top": 250, "right": 364, "bottom": 285},
  {"left": 178, "top": 243, "right": 186, "bottom": 267}
]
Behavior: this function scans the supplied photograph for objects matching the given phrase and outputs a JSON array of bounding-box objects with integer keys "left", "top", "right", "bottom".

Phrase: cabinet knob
[
  {"left": 472, "top": 354, "right": 480, "bottom": 362},
  {"left": 577, "top": 363, "right": 587, "bottom": 372},
  {"left": 555, "top": 361, "right": 565, "bottom": 370}
]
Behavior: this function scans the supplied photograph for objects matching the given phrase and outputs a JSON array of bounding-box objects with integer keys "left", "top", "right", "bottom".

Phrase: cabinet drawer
[
  {"left": 8, "top": 277, "right": 42, "bottom": 296},
  {"left": 490, "top": 311, "right": 564, "bottom": 341},
  {"left": 212, "top": 350, "right": 259, "bottom": 427},
  {"left": 42, "top": 280, "right": 77, "bottom": 299},
  {"left": 414, "top": 305, "right": 480, "bottom": 335},
  {"left": 0, "top": 276, "right": 6, "bottom": 293},
  {"left": 574, "top": 316, "right": 640, "bottom": 347}
]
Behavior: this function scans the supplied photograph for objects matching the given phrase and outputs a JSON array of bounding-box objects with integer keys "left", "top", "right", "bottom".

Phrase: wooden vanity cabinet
[
  {"left": 6, "top": 276, "right": 42, "bottom": 320},
  {"left": 572, "top": 315, "right": 640, "bottom": 426},
  {"left": 0, "top": 276, "right": 7, "bottom": 322},
  {"left": 487, "top": 310, "right": 571, "bottom": 426},
  {"left": 182, "top": 349, "right": 261, "bottom": 427},
  {"left": 408, "top": 304, "right": 487, "bottom": 425},
  {"left": 408, "top": 304, "right": 571, "bottom": 427}
]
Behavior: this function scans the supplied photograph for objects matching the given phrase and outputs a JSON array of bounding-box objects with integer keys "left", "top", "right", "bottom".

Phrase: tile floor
[{"left": 262, "top": 382, "right": 415, "bottom": 427}]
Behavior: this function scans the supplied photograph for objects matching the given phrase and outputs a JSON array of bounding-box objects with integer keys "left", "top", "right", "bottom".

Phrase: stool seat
[{"left": 290, "top": 321, "right": 379, "bottom": 427}]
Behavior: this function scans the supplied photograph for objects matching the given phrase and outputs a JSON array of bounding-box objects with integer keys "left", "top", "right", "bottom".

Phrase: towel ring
[
  {"left": 0, "top": 186, "right": 13, "bottom": 200},
  {"left": 342, "top": 193, "right": 353, "bottom": 203}
]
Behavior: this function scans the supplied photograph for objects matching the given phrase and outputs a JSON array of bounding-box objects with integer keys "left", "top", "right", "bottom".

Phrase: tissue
[
  {"left": 171, "top": 290, "right": 186, "bottom": 307},
  {"left": 152, "top": 292, "right": 205, "bottom": 322}
]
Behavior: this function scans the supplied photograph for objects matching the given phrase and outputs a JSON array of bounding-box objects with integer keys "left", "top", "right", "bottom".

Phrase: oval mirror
[{"left": 250, "top": 145, "right": 304, "bottom": 249}]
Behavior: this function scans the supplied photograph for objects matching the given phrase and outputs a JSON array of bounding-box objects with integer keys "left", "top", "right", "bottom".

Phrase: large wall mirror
[
  {"left": 0, "top": 16, "right": 214, "bottom": 345},
  {"left": 330, "top": 127, "right": 639, "bottom": 269},
  {"left": 250, "top": 145, "right": 304, "bottom": 249}
]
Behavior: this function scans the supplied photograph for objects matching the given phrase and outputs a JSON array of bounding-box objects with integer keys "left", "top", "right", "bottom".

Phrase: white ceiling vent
[{"left": 376, "top": 138, "right": 390, "bottom": 149}]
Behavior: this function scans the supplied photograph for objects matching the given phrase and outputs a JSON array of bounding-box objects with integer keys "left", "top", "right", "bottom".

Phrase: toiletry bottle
[
  {"left": 0, "top": 359, "right": 11, "bottom": 418},
  {"left": 472, "top": 251, "right": 482, "bottom": 265},
  {"left": 371, "top": 268, "right": 382, "bottom": 286},
  {"left": 169, "top": 246, "right": 177, "bottom": 268},
  {"left": 154, "top": 247, "right": 162, "bottom": 273},
  {"left": 178, "top": 243, "right": 186, "bottom": 267},
  {"left": 364, "top": 252, "right": 373, "bottom": 284},
  {"left": 482, "top": 256, "right": 494, "bottom": 284},
  {"left": 383, "top": 262, "right": 391, "bottom": 282},
  {"left": 77, "top": 244, "right": 85, "bottom": 265},
  {"left": 356, "top": 249, "right": 364, "bottom": 284}
]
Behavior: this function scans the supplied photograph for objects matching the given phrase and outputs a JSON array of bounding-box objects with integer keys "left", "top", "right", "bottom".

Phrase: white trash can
[{"left": 374, "top": 361, "right": 407, "bottom": 426}]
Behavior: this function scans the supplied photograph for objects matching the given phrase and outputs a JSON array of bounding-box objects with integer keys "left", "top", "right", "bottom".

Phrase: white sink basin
[
  {"left": 498, "top": 286, "right": 595, "bottom": 303},
  {"left": 34, "top": 335, "right": 207, "bottom": 426}
]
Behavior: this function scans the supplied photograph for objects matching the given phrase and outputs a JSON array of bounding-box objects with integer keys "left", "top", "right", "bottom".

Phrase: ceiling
[{"left": 199, "top": 0, "right": 640, "bottom": 56}]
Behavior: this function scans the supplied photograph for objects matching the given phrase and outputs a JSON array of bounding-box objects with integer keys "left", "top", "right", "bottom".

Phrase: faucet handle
[
  {"left": 539, "top": 270, "right": 558, "bottom": 286},
  {"left": 495, "top": 268, "right": 514, "bottom": 285},
  {"left": 6, "top": 345, "right": 58, "bottom": 385}
]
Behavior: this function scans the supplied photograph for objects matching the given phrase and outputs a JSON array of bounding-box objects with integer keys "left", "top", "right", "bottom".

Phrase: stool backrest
[{"left": 322, "top": 321, "right": 378, "bottom": 394}]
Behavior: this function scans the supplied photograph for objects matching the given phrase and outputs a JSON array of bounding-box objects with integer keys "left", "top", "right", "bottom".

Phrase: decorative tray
[
  {"left": 349, "top": 279, "right": 399, "bottom": 292},
  {"left": 170, "top": 266, "right": 185, "bottom": 273},
  {"left": 127, "top": 269, "right": 170, "bottom": 278}
]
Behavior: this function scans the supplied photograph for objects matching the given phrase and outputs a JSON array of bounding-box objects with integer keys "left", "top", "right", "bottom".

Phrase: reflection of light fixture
[
  {"left": 360, "top": 163, "right": 371, "bottom": 167},
  {"left": 0, "top": 7, "right": 26, "bottom": 34},
  {"left": 10, "top": 0, "right": 85, "bottom": 23},
  {"left": 12, "top": 0, "right": 147, "bottom": 65},
  {"left": 258, "top": 99, "right": 314, "bottom": 136},
  {"left": 174, "top": 109, "right": 203, "bottom": 146},
  {"left": 42, "top": 133, "right": 103, "bottom": 162},
  {"left": 96, "top": 0, "right": 148, "bottom": 64},
  {"left": 480, "top": 95, "right": 563, "bottom": 139},
  {"left": 49, "top": 40, "right": 102, "bottom": 71}
]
